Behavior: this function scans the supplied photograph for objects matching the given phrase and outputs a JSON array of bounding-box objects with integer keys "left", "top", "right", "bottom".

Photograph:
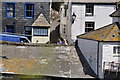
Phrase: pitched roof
[
  {"left": 77, "top": 23, "right": 120, "bottom": 41},
  {"left": 110, "top": 9, "right": 120, "bottom": 17},
  {"left": 32, "top": 13, "right": 50, "bottom": 27}
]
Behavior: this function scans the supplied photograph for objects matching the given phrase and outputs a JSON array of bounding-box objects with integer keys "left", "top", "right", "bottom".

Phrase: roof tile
[{"left": 77, "top": 23, "right": 120, "bottom": 41}]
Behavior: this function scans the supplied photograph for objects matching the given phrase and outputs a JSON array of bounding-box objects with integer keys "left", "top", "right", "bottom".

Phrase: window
[
  {"left": 24, "top": 3, "right": 34, "bottom": 18},
  {"left": 6, "top": 3, "right": 15, "bottom": 18},
  {"left": 33, "top": 27, "right": 48, "bottom": 36},
  {"left": 85, "top": 4, "right": 94, "bottom": 16},
  {"left": 6, "top": 25, "right": 15, "bottom": 33},
  {"left": 24, "top": 26, "right": 32, "bottom": 35},
  {"left": 85, "top": 22, "right": 94, "bottom": 32},
  {"left": 113, "top": 46, "right": 120, "bottom": 54}
]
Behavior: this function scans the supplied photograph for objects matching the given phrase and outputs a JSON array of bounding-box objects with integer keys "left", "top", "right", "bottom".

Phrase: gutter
[{"left": 97, "top": 41, "right": 100, "bottom": 78}]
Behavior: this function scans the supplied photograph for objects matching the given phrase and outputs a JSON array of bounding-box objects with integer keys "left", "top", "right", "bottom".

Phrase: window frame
[
  {"left": 24, "top": 3, "right": 34, "bottom": 18},
  {"left": 85, "top": 22, "right": 95, "bottom": 32},
  {"left": 6, "top": 2, "right": 16, "bottom": 18},
  {"left": 85, "top": 4, "right": 94, "bottom": 16},
  {"left": 113, "top": 46, "right": 120, "bottom": 54},
  {"left": 33, "top": 27, "right": 48, "bottom": 36}
]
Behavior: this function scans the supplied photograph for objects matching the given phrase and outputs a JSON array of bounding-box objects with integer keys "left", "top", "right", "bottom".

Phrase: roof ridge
[
  {"left": 31, "top": 13, "right": 50, "bottom": 26},
  {"left": 101, "top": 24, "right": 115, "bottom": 41}
]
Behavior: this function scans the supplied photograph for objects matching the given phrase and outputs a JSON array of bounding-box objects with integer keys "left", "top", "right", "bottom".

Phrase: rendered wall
[
  {"left": 71, "top": 4, "right": 115, "bottom": 42},
  {"left": 102, "top": 42, "right": 120, "bottom": 63},
  {"left": 98, "top": 42, "right": 120, "bottom": 78},
  {"left": 77, "top": 38, "right": 98, "bottom": 75}
]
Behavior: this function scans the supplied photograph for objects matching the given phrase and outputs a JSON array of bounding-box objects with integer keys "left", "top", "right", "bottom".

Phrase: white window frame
[
  {"left": 85, "top": 22, "right": 94, "bottom": 32},
  {"left": 33, "top": 27, "right": 48, "bottom": 36},
  {"left": 113, "top": 46, "right": 120, "bottom": 54},
  {"left": 85, "top": 4, "right": 94, "bottom": 16}
]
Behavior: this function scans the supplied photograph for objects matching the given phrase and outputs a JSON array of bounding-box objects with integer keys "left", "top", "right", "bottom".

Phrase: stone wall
[{"left": 2, "top": 2, "right": 50, "bottom": 33}]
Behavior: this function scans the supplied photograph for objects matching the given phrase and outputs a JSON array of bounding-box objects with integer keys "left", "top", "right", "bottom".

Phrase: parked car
[{"left": 0, "top": 34, "right": 30, "bottom": 43}]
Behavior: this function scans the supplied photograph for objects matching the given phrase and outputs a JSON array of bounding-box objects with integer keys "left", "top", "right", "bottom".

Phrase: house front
[
  {"left": 70, "top": 0, "right": 119, "bottom": 42},
  {"left": 77, "top": 22, "right": 120, "bottom": 79},
  {"left": 1, "top": 0, "right": 50, "bottom": 43}
]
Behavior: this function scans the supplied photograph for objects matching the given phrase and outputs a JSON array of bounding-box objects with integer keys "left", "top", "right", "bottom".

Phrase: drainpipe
[
  {"left": 97, "top": 41, "right": 100, "bottom": 78},
  {"left": 50, "top": 0, "right": 52, "bottom": 24},
  {"left": 67, "top": 0, "right": 73, "bottom": 44}
]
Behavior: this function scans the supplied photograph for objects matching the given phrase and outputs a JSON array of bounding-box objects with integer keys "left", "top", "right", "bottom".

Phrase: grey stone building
[{"left": 1, "top": 0, "right": 50, "bottom": 41}]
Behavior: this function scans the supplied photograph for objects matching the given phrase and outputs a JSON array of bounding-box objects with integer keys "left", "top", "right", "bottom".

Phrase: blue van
[{"left": 0, "top": 34, "right": 30, "bottom": 43}]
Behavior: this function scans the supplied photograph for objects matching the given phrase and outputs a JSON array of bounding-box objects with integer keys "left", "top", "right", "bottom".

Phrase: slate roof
[
  {"left": 77, "top": 23, "right": 120, "bottom": 41},
  {"left": 110, "top": 9, "right": 120, "bottom": 17},
  {"left": 32, "top": 13, "right": 50, "bottom": 27}
]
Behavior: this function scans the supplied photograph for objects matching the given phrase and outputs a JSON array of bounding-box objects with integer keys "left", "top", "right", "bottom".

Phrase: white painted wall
[
  {"left": 102, "top": 42, "right": 120, "bottom": 63},
  {"left": 72, "top": 4, "right": 116, "bottom": 42},
  {"left": 78, "top": 38, "right": 120, "bottom": 79},
  {"left": 77, "top": 38, "right": 98, "bottom": 75},
  {"left": 98, "top": 42, "right": 120, "bottom": 78}
]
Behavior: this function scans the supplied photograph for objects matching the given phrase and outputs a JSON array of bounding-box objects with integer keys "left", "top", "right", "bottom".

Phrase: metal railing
[{"left": 103, "top": 62, "right": 120, "bottom": 72}]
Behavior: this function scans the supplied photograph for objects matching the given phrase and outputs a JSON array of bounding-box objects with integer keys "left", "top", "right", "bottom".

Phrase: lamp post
[{"left": 72, "top": 12, "right": 76, "bottom": 24}]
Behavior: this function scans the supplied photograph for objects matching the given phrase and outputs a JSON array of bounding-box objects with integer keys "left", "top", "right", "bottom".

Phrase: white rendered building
[
  {"left": 71, "top": 0, "right": 119, "bottom": 42},
  {"left": 77, "top": 23, "right": 120, "bottom": 79}
]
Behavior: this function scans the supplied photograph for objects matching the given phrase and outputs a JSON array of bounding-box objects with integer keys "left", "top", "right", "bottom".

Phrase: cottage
[
  {"left": 77, "top": 22, "right": 120, "bottom": 79},
  {"left": 1, "top": 0, "right": 50, "bottom": 43},
  {"left": 31, "top": 14, "right": 50, "bottom": 43}
]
